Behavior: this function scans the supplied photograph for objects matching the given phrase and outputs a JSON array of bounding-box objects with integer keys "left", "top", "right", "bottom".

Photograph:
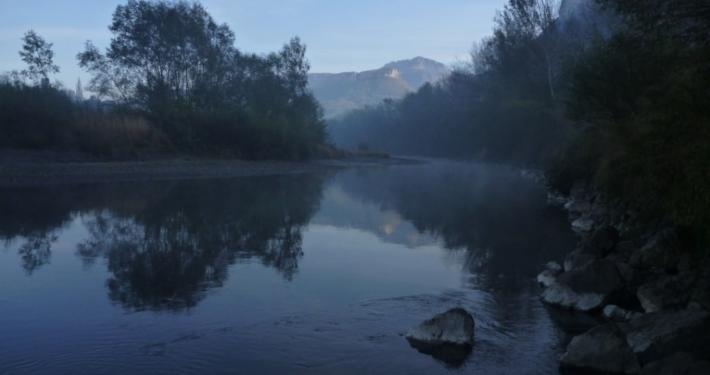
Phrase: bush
[
  {"left": 0, "top": 81, "right": 169, "bottom": 158},
  {"left": 0, "top": 82, "right": 74, "bottom": 149}
]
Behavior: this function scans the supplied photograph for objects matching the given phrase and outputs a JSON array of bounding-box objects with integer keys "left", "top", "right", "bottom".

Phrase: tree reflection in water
[
  {"left": 333, "top": 161, "right": 576, "bottom": 291},
  {"left": 0, "top": 174, "right": 328, "bottom": 310}
]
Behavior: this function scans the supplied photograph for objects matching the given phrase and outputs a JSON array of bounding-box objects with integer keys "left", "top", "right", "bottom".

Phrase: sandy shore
[{"left": 0, "top": 156, "right": 418, "bottom": 187}]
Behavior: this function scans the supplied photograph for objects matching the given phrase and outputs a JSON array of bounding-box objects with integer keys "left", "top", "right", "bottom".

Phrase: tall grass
[{"left": 73, "top": 111, "right": 169, "bottom": 158}]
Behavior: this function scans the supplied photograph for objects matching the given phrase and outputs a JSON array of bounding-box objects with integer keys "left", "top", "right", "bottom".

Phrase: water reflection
[
  {"left": 332, "top": 162, "right": 575, "bottom": 290},
  {"left": 1, "top": 175, "right": 327, "bottom": 310},
  {"left": 0, "top": 161, "right": 577, "bottom": 373}
]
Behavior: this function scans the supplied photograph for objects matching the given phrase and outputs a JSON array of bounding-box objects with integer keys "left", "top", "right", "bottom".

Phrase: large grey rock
[
  {"left": 572, "top": 216, "right": 595, "bottom": 234},
  {"left": 406, "top": 308, "right": 475, "bottom": 367},
  {"left": 546, "top": 261, "right": 563, "bottom": 274},
  {"left": 580, "top": 225, "right": 620, "bottom": 257},
  {"left": 604, "top": 305, "right": 642, "bottom": 322},
  {"left": 564, "top": 249, "right": 597, "bottom": 272},
  {"left": 559, "top": 259, "right": 624, "bottom": 295},
  {"left": 542, "top": 283, "right": 605, "bottom": 312},
  {"left": 624, "top": 310, "right": 710, "bottom": 364},
  {"left": 641, "top": 352, "right": 710, "bottom": 375},
  {"left": 560, "top": 323, "right": 641, "bottom": 374},
  {"left": 544, "top": 259, "right": 624, "bottom": 312},
  {"left": 637, "top": 275, "right": 694, "bottom": 313},
  {"left": 537, "top": 269, "right": 558, "bottom": 288},
  {"left": 630, "top": 229, "right": 681, "bottom": 273},
  {"left": 406, "top": 308, "right": 475, "bottom": 346}
]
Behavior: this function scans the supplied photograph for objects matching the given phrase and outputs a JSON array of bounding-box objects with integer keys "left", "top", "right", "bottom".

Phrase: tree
[
  {"left": 78, "top": 0, "right": 236, "bottom": 107},
  {"left": 19, "top": 30, "right": 60, "bottom": 86},
  {"left": 77, "top": 0, "right": 325, "bottom": 158},
  {"left": 274, "top": 37, "right": 310, "bottom": 98}
]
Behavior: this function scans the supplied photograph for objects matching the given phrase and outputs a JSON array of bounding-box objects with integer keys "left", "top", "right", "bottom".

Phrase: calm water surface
[{"left": 0, "top": 160, "right": 577, "bottom": 374}]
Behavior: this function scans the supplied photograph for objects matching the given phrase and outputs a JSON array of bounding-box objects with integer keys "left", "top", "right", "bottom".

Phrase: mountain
[{"left": 309, "top": 57, "right": 449, "bottom": 119}]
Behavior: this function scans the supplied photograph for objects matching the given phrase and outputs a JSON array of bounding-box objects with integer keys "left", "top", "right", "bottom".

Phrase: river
[{"left": 0, "top": 160, "right": 578, "bottom": 374}]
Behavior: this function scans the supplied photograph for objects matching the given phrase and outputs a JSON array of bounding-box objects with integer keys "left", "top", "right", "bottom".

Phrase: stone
[
  {"left": 545, "top": 261, "right": 563, "bottom": 274},
  {"left": 604, "top": 305, "right": 642, "bottom": 322},
  {"left": 572, "top": 216, "right": 595, "bottom": 234},
  {"left": 615, "top": 240, "right": 638, "bottom": 258},
  {"left": 560, "top": 323, "right": 641, "bottom": 374},
  {"left": 636, "top": 275, "right": 694, "bottom": 313},
  {"left": 580, "top": 225, "right": 620, "bottom": 257},
  {"left": 406, "top": 308, "right": 475, "bottom": 347},
  {"left": 537, "top": 270, "right": 558, "bottom": 288},
  {"left": 564, "top": 249, "right": 596, "bottom": 272},
  {"left": 406, "top": 308, "right": 475, "bottom": 367},
  {"left": 559, "top": 259, "right": 624, "bottom": 296},
  {"left": 542, "top": 283, "right": 605, "bottom": 312},
  {"left": 630, "top": 229, "right": 681, "bottom": 273},
  {"left": 641, "top": 352, "right": 710, "bottom": 375},
  {"left": 624, "top": 310, "right": 710, "bottom": 364},
  {"left": 543, "top": 259, "right": 624, "bottom": 312},
  {"left": 615, "top": 261, "right": 637, "bottom": 284},
  {"left": 548, "top": 192, "right": 568, "bottom": 207}
]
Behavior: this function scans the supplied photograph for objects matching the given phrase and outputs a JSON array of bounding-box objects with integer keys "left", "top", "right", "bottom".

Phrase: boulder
[
  {"left": 615, "top": 240, "right": 638, "bottom": 259},
  {"left": 406, "top": 308, "right": 475, "bottom": 347},
  {"left": 542, "top": 283, "right": 605, "bottom": 312},
  {"left": 543, "top": 259, "right": 624, "bottom": 312},
  {"left": 546, "top": 261, "right": 563, "bottom": 274},
  {"left": 537, "top": 270, "right": 558, "bottom": 288},
  {"left": 580, "top": 225, "right": 620, "bottom": 257},
  {"left": 572, "top": 216, "right": 595, "bottom": 234},
  {"left": 630, "top": 229, "right": 681, "bottom": 273},
  {"left": 636, "top": 275, "right": 694, "bottom": 313},
  {"left": 641, "top": 352, "right": 710, "bottom": 375},
  {"left": 564, "top": 249, "right": 597, "bottom": 272},
  {"left": 560, "top": 323, "right": 641, "bottom": 374},
  {"left": 615, "top": 261, "right": 638, "bottom": 284},
  {"left": 406, "top": 308, "right": 475, "bottom": 367},
  {"left": 604, "top": 305, "right": 642, "bottom": 322},
  {"left": 538, "top": 262, "right": 563, "bottom": 288},
  {"left": 623, "top": 310, "right": 710, "bottom": 364}
]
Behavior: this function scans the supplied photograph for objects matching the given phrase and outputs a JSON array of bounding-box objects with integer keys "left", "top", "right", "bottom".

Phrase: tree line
[
  {"left": 330, "top": 0, "right": 710, "bottom": 243},
  {"left": 0, "top": 0, "right": 326, "bottom": 159}
]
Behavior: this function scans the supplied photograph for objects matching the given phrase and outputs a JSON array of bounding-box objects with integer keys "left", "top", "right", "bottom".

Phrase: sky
[{"left": 0, "top": 0, "right": 507, "bottom": 87}]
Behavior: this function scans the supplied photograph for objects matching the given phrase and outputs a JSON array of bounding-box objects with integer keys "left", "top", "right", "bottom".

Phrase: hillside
[{"left": 309, "top": 57, "right": 449, "bottom": 119}]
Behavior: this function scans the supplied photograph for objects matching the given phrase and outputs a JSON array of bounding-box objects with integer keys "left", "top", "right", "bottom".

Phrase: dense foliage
[
  {"left": 1, "top": 0, "right": 326, "bottom": 160},
  {"left": 555, "top": 0, "right": 710, "bottom": 241},
  {"left": 330, "top": 0, "right": 710, "bottom": 241}
]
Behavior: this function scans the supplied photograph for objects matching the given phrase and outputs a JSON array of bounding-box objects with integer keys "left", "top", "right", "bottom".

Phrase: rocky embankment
[{"left": 541, "top": 186, "right": 710, "bottom": 374}]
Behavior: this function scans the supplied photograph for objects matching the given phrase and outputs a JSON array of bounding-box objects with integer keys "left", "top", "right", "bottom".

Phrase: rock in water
[
  {"left": 406, "top": 308, "right": 475, "bottom": 346},
  {"left": 406, "top": 308, "right": 475, "bottom": 366},
  {"left": 560, "top": 323, "right": 641, "bottom": 374}
]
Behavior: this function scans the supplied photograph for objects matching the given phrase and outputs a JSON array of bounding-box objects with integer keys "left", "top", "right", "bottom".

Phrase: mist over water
[{"left": 0, "top": 161, "right": 576, "bottom": 374}]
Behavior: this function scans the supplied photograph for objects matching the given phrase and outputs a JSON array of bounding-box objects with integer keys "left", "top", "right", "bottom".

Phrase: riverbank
[
  {"left": 539, "top": 185, "right": 710, "bottom": 374},
  {"left": 0, "top": 151, "right": 417, "bottom": 187}
]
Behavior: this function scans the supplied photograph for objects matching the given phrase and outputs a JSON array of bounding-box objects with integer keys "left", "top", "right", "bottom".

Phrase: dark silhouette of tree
[
  {"left": 76, "top": 0, "right": 326, "bottom": 158},
  {"left": 19, "top": 30, "right": 59, "bottom": 86}
]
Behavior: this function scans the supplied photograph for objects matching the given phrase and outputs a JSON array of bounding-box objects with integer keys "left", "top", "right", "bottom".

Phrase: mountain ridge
[{"left": 309, "top": 57, "right": 449, "bottom": 119}]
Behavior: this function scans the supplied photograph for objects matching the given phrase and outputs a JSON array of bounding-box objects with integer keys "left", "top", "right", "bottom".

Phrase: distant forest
[
  {"left": 330, "top": 0, "right": 710, "bottom": 242},
  {"left": 0, "top": 0, "right": 326, "bottom": 159}
]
